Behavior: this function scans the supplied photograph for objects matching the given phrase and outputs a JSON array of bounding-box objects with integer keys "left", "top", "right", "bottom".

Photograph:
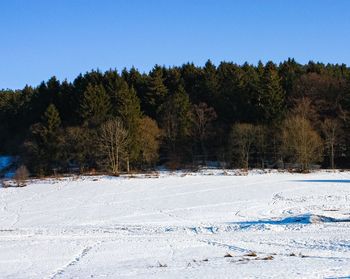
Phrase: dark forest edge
[{"left": 1, "top": 58, "right": 350, "bottom": 177}]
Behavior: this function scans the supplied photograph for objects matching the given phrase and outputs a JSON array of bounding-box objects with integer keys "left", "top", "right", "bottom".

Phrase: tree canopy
[{"left": 1, "top": 59, "right": 350, "bottom": 174}]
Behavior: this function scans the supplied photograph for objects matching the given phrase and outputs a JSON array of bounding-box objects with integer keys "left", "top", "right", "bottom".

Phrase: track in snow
[{"left": 1, "top": 170, "right": 350, "bottom": 278}]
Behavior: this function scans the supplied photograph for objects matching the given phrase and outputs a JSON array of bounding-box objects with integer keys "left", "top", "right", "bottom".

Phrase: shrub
[{"left": 14, "top": 165, "right": 29, "bottom": 187}]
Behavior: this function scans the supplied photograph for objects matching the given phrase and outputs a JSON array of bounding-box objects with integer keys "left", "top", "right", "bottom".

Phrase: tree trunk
[
  {"left": 246, "top": 152, "right": 249, "bottom": 170},
  {"left": 331, "top": 144, "right": 334, "bottom": 169},
  {"left": 126, "top": 156, "right": 130, "bottom": 173},
  {"left": 201, "top": 139, "right": 207, "bottom": 164},
  {"left": 116, "top": 147, "right": 119, "bottom": 174}
]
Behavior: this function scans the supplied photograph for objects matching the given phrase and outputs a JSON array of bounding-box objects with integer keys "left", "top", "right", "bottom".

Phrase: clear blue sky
[{"left": 1, "top": 0, "right": 349, "bottom": 89}]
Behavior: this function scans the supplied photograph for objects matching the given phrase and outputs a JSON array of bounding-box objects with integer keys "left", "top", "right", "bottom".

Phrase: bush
[{"left": 14, "top": 165, "right": 29, "bottom": 187}]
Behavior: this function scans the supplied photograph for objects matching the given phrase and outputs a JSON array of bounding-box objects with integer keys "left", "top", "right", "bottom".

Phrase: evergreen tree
[
  {"left": 80, "top": 83, "right": 111, "bottom": 127},
  {"left": 122, "top": 67, "right": 148, "bottom": 109},
  {"left": 279, "top": 58, "right": 303, "bottom": 99},
  {"left": 103, "top": 71, "right": 142, "bottom": 168},
  {"left": 42, "top": 104, "right": 61, "bottom": 137},
  {"left": 164, "top": 67, "right": 183, "bottom": 93},
  {"left": 200, "top": 60, "right": 219, "bottom": 105},
  {"left": 256, "top": 61, "right": 285, "bottom": 124},
  {"left": 117, "top": 84, "right": 142, "bottom": 167},
  {"left": 216, "top": 62, "right": 244, "bottom": 123},
  {"left": 1, "top": 59, "right": 350, "bottom": 172},
  {"left": 162, "top": 85, "right": 192, "bottom": 157},
  {"left": 241, "top": 63, "right": 260, "bottom": 122},
  {"left": 181, "top": 63, "right": 202, "bottom": 103},
  {"left": 57, "top": 80, "right": 76, "bottom": 126},
  {"left": 24, "top": 104, "right": 63, "bottom": 174},
  {"left": 62, "top": 126, "right": 95, "bottom": 172},
  {"left": 145, "top": 65, "right": 168, "bottom": 119}
]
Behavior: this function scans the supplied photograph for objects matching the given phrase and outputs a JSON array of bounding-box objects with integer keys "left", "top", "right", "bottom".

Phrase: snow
[{"left": 1, "top": 170, "right": 350, "bottom": 278}]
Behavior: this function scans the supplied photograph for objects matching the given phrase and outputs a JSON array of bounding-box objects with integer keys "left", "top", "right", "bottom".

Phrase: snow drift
[{"left": 1, "top": 170, "right": 350, "bottom": 278}]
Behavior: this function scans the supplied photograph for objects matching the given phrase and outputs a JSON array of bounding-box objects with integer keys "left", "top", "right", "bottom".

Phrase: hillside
[{"left": 1, "top": 170, "right": 350, "bottom": 278}]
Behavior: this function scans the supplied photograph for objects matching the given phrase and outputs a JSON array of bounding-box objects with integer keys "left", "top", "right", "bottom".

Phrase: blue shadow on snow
[
  {"left": 229, "top": 214, "right": 350, "bottom": 229},
  {"left": 292, "top": 180, "right": 350, "bottom": 183}
]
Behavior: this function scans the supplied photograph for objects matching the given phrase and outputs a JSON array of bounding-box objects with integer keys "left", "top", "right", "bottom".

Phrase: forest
[{"left": 1, "top": 58, "right": 350, "bottom": 176}]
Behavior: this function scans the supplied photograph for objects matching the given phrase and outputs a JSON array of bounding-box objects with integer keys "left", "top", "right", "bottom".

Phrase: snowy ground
[{"left": 1, "top": 170, "right": 350, "bottom": 278}]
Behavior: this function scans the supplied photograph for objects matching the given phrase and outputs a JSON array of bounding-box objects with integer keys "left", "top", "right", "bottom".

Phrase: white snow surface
[{"left": 1, "top": 170, "right": 350, "bottom": 278}]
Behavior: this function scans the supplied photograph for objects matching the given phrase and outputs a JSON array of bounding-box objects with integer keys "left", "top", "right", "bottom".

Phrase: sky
[{"left": 0, "top": 0, "right": 350, "bottom": 89}]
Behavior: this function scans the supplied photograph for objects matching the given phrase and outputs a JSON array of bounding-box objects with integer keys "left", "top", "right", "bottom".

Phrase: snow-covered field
[{"left": 1, "top": 170, "right": 350, "bottom": 278}]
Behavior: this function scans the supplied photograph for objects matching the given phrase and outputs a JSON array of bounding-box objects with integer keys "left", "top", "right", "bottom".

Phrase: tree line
[{"left": 1, "top": 58, "right": 350, "bottom": 175}]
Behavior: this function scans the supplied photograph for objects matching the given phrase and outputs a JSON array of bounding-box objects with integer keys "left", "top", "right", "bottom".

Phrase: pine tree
[
  {"left": 57, "top": 80, "right": 76, "bottom": 126},
  {"left": 279, "top": 58, "right": 303, "bottom": 98},
  {"left": 43, "top": 104, "right": 61, "bottom": 134},
  {"left": 1, "top": 60, "right": 350, "bottom": 172},
  {"left": 181, "top": 63, "right": 202, "bottom": 103},
  {"left": 103, "top": 71, "right": 143, "bottom": 169},
  {"left": 256, "top": 62, "right": 285, "bottom": 124},
  {"left": 117, "top": 83, "right": 142, "bottom": 168},
  {"left": 216, "top": 62, "right": 244, "bottom": 123},
  {"left": 162, "top": 85, "right": 192, "bottom": 156},
  {"left": 200, "top": 60, "right": 219, "bottom": 105},
  {"left": 164, "top": 67, "right": 183, "bottom": 93},
  {"left": 24, "top": 104, "right": 63, "bottom": 174},
  {"left": 80, "top": 83, "right": 111, "bottom": 127},
  {"left": 145, "top": 65, "right": 168, "bottom": 119},
  {"left": 241, "top": 63, "right": 260, "bottom": 122}
]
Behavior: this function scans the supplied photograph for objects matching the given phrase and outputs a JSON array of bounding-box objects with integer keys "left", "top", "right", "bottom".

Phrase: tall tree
[
  {"left": 62, "top": 126, "right": 95, "bottom": 172},
  {"left": 80, "top": 83, "right": 111, "bottom": 127},
  {"left": 24, "top": 104, "right": 63, "bottom": 174},
  {"left": 200, "top": 60, "right": 219, "bottom": 105},
  {"left": 162, "top": 85, "right": 192, "bottom": 157},
  {"left": 279, "top": 58, "right": 304, "bottom": 98},
  {"left": 138, "top": 116, "right": 162, "bottom": 167},
  {"left": 191, "top": 102, "right": 217, "bottom": 161},
  {"left": 43, "top": 103, "right": 61, "bottom": 133},
  {"left": 282, "top": 115, "right": 323, "bottom": 171},
  {"left": 254, "top": 125, "right": 268, "bottom": 168},
  {"left": 117, "top": 84, "right": 142, "bottom": 169},
  {"left": 322, "top": 118, "right": 342, "bottom": 169},
  {"left": 99, "top": 119, "right": 128, "bottom": 175},
  {"left": 104, "top": 71, "right": 143, "bottom": 166},
  {"left": 216, "top": 62, "right": 244, "bottom": 123},
  {"left": 145, "top": 65, "right": 168, "bottom": 119},
  {"left": 230, "top": 123, "right": 256, "bottom": 169},
  {"left": 181, "top": 63, "right": 202, "bottom": 103},
  {"left": 256, "top": 61, "right": 285, "bottom": 123}
]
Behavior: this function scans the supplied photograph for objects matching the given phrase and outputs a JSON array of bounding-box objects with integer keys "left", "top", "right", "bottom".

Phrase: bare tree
[
  {"left": 14, "top": 165, "right": 29, "bottom": 187},
  {"left": 254, "top": 125, "right": 268, "bottom": 168},
  {"left": 99, "top": 119, "right": 128, "bottom": 175},
  {"left": 282, "top": 115, "right": 323, "bottom": 171},
  {"left": 230, "top": 123, "right": 256, "bottom": 169},
  {"left": 322, "top": 118, "right": 342, "bottom": 169},
  {"left": 192, "top": 102, "right": 217, "bottom": 162},
  {"left": 291, "top": 97, "right": 318, "bottom": 124}
]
